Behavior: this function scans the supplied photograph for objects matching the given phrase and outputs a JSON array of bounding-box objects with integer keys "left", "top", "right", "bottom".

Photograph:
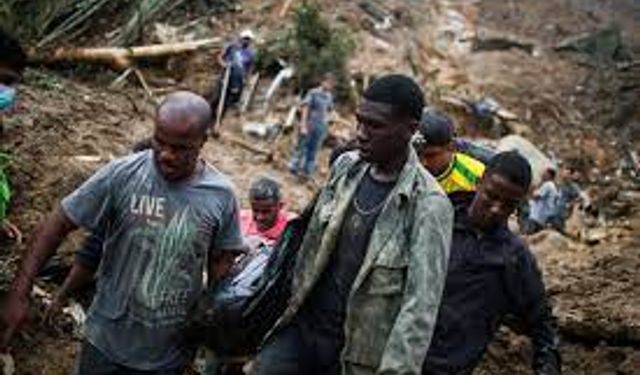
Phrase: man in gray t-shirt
[{"left": 0, "top": 91, "right": 245, "bottom": 374}]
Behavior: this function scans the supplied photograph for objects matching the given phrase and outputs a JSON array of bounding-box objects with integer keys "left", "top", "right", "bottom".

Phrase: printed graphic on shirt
[{"left": 128, "top": 194, "right": 202, "bottom": 322}]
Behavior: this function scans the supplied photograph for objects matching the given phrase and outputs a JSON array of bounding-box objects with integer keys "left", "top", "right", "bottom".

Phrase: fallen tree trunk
[
  {"left": 28, "top": 38, "right": 221, "bottom": 71},
  {"left": 223, "top": 134, "right": 273, "bottom": 159}
]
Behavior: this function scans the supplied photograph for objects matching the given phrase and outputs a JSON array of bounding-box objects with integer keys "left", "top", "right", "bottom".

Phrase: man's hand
[
  {"left": 0, "top": 206, "right": 78, "bottom": 351},
  {"left": 0, "top": 293, "right": 29, "bottom": 351},
  {"left": 300, "top": 122, "right": 309, "bottom": 136},
  {"left": 208, "top": 250, "right": 245, "bottom": 286},
  {"left": 44, "top": 290, "right": 67, "bottom": 324},
  {"left": 1, "top": 219, "right": 22, "bottom": 244}
]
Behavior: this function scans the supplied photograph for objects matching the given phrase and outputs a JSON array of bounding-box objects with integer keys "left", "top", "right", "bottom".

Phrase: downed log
[
  {"left": 223, "top": 133, "right": 273, "bottom": 159},
  {"left": 133, "top": 69, "right": 155, "bottom": 100},
  {"left": 29, "top": 38, "right": 221, "bottom": 71}
]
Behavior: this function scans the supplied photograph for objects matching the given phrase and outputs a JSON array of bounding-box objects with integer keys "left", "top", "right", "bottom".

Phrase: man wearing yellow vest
[{"left": 413, "top": 108, "right": 486, "bottom": 193}]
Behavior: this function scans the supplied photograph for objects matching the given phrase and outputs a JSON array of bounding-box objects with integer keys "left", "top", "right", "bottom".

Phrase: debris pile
[{"left": 0, "top": 0, "right": 638, "bottom": 373}]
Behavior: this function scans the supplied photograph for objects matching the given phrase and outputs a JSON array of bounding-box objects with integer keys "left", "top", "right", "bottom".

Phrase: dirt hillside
[{"left": 0, "top": 0, "right": 639, "bottom": 373}]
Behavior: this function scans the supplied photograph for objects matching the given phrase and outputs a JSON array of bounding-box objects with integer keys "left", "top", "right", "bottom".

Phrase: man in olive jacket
[{"left": 252, "top": 75, "right": 453, "bottom": 375}]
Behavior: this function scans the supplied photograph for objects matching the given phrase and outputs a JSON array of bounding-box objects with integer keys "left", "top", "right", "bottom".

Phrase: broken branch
[
  {"left": 223, "top": 134, "right": 273, "bottom": 158},
  {"left": 279, "top": 0, "right": 295, "bottom": 18}
]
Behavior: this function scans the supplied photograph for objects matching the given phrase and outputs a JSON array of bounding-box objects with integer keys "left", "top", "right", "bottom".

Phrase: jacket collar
[
  {"left": 394, "top": 147, "right": 421, "bottom": 200},
  {"left": 346, "top": 147, "right": 420, "bottom": 200}
]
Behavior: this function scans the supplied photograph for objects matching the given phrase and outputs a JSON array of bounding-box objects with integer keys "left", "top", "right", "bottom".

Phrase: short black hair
[
  {"left": 363, "top": 74, "right": 424, "bottom": 121},
  {"left": 485, "top": 150, "right": 532, "bottom": 191},
  {"left": 418, "top": 108, "right": 455, "bottom": 146},
  {"left": 0, "top": 29, "right": 26, "bottom": 78},
  {"left": 249, "top": 177, "right": 282, "bottom": 202},
  {"left": 546, "top": 168, "right": 557, "bottom": 179}
]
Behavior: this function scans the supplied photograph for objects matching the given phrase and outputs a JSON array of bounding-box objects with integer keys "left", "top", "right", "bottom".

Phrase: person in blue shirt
[
  {"left": 525, "top": 167, "right": 560, "bottom": 234},
  {"left": 289, "top": 73, "right": 336, "bottom": 179},
  {"left": 210, "top": 29, "right": 256, "bottom": 128},
  {"left": 549, "top": 166, "right": 587, "bottom": 233}
]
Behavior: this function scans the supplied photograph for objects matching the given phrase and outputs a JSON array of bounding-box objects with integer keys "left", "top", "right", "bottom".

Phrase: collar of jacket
[{"left": 340, "top": 147, "right": 421, "bottom": 205}]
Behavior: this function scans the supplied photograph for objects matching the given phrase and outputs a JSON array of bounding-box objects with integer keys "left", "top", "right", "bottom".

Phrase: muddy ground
[{"left": 1, "top": 0, "right": 639, "bottom": 374}]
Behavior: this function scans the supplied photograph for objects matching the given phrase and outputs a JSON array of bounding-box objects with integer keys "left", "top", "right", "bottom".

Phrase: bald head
[
  {"left": 152, "top": 91, "right": 211, "bottom": 181},
  {"left": 156, "top": 91, "right": 212, "bottom": 136}
]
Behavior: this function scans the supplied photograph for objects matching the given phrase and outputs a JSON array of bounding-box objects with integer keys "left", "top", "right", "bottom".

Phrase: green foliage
[
  {"left": 256, "top": 1, "right": 354, "bottom": 102},
  {"left": 24, "top": 69, "right": 66, "bottom": 91},
  {"left": 0, "top": 0, "right": 184, "bottom": 47}
]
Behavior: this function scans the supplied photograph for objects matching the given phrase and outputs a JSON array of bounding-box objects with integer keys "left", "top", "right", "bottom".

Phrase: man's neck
[
  {"left": 435, "top": 157, "right": 456, "bottom": 179},
  {"left": 370, "top": 147, "right": 409, "bottom": 183},
  {"left": 159, "top": 158, "right": 204, "bottom": 184},
  {"left": 467, "top": 209, "right": 503, "bottom": 236}
]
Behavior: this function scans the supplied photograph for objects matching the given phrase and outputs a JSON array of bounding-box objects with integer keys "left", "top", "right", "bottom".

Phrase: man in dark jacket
[{"left": 423, "top": 150, "right": 561, "bottom": 375}]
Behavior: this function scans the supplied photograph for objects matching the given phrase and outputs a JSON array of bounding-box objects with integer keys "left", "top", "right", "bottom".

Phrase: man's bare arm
[
  {"left": 1, "top": 205, "right": 77, "bottom": 348},
  {"left": 217, "top": 49, "right": 228, "bottom": 68},
  {"left": 11, "top": 205, "right": 77, "bottom": 297},
  {"left": 299, "top": 105, "right": 310, "bottom": 134}
]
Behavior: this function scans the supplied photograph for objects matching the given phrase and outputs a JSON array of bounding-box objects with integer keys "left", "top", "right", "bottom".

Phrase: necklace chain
[{"left": 353, "top": 195, "right": 386, "bottom": 216}]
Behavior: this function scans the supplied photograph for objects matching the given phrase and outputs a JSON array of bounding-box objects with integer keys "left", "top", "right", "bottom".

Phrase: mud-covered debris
[
  {"left": 554, "top": 27, "right": 624, "bottom": 61},
  {"left": 0, "top": 353, "right": 15, "bottom": 375},
  {"left": 472, "top": 30, "right": 537, "bottom": 55},
  {"left": 242, "top": 122, "right": 281, "bottom": 139},
  {"left": 358, "top": 1, "right": 393, "bottom": 31}
]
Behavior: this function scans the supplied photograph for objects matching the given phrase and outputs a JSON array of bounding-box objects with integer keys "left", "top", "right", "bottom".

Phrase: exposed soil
[{"left": 0, "top": 0, "right": 639, "bottom": 374}]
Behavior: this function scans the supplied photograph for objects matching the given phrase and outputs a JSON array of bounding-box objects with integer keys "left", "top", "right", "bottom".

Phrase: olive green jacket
[{"left": 271, "top": 149, "right": 453, "bottom": 375}]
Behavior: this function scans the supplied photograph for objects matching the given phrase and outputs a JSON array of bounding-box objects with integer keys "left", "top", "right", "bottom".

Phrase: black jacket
[{"left": 423, "top": 192, "right": 561, "bottom": 375}]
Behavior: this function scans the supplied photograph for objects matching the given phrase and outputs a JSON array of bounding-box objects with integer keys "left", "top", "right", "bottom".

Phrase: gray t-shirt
[
  {"left": 61, "top": 150, "right": 243, "bottom": 370},
  {"left": 302, "top": 87, "right": 334, "bottom": 129}
]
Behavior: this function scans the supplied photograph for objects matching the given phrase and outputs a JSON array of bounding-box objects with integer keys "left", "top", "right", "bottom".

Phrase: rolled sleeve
[{"left": 378, "top": 194, "right": 453, "bottom": 374}]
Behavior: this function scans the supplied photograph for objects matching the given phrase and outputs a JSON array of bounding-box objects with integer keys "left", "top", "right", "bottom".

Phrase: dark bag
[{"left": 187, "top": 194, "right": 318, "bottom": 356}]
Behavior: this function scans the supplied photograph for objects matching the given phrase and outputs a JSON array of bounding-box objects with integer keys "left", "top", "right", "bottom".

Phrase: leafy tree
[{"left": 256, "top": 1, "right": 354, "bottom": 101}]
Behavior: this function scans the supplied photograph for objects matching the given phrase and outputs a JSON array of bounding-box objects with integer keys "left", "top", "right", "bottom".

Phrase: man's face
[
  {"left": 419, "top": 144, "right": 454, "bottom": 176},
  {"left": 356, "top": 99, "right": 415, "bottom": 165},
  {"left": 152, "top": 120, "right": 205, "bottom": 182},
  {"left": 250, "top": 198, "right": 282, "bottom": 231},
  {"left": 570, "top": 169, "right": 581, "bottom": 182},
  {"left": 469, "top": 172, "right": 527, "bottom": 231},
  {"left": 241, "top": 37, "right": 252, "bottom": 47},
  {"left": 322, "top": 77, "right": 336, "bottom": 91}
]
